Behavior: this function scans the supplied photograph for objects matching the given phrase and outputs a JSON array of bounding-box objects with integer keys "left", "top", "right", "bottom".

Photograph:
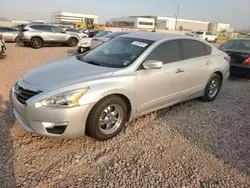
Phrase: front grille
[{"left": 14, "top": 86, "right": 42, "bottom": 105}]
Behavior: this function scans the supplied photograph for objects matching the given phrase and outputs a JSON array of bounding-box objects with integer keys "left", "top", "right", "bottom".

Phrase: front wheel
[
  {"left": 202, "top": 73, "right": 222, "bottom": 102},
  {"left": 67, "top": 37, "right": 78, "bottom": 47},
  {"left": 214, "top": 38, "right": 217, "bottom": 43},
  {"left": 86, "top": 96, "right": 128, "bottom": 141}
]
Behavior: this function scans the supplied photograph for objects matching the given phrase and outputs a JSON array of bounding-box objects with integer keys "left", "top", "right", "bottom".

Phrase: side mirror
[{"left": 142, "top": 60, "right": 163, "bottom": 70}]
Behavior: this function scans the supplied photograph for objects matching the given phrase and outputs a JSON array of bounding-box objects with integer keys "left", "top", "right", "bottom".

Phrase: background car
[
  {"left": 90, "top": 31, "right": 131, "bottom": 49},
  {"left": 219, "top": 39, "right": 250, "bottom": 78},
  {"left": 195, "top": 31, "right": 217, "bottom": 42},
  {"left": 0, "top": 26, "right": 19, "bottom": 42},
  {"left": 0, "top": 34, "right": 7, "bottom": 57},
  {"left": 90, "top": 30, "right": 113, "bottom": 48},
  {"left": 79, "top": 29, "right": 103, "bottom": 38},
  {"left": 19, "top": 24, "right": 80, "bottom": 48},
  {"left": 63, "top": 28, "right": 88, "bottom": 38}
]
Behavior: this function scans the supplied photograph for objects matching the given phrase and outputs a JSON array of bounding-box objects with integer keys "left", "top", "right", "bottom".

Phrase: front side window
[
  {"left": 51, "top": 26, "right": 64, "bottom": 33},
  {"left": 144, "top": 40, "right": 181, "bottom": 64},
  {"left": 206, "top": 32, "right": 212, "bottom": 35},
  {"left": 182, "top": 39, "right": 205, "bottom": 59},
  {"left": 78, "top": 37, "right": 154, "bottom": 68}
]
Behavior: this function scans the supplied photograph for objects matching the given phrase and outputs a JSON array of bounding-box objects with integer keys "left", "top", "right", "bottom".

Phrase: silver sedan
[
  {"left": 0, "top": 26, "right": 19, "bottom": 42},
  {"left": 12, "top": 32, "right": 230, "bottom": 140}
]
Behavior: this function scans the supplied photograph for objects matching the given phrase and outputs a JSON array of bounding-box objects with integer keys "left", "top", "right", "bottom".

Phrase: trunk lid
[{"left": 223, "top": 50, "right": 250, "bottom": 64}]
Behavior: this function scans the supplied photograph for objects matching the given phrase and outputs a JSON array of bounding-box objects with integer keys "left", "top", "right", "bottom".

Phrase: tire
[
  {"left": 214, "top": 38, "right": 217, "bottom": 43},
  {"left": 31, "top": 37, "right": 43, "bottom": 49},
  {"left": 67, "top": 37, "right": 78, "bottom": 47},
  {"left": 202, "top": 73, "right": 222, "bottom": 102},
  {"left": 86, "top": 96, "right": 128, "bottom": 141},
  {"left": 205, "top": 38, "right": 208, "bottom": 42}
]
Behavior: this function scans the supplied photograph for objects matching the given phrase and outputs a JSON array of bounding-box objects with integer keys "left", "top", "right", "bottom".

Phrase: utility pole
[{"left": 175, "top": 5, "right": 179, "bottom": 30}]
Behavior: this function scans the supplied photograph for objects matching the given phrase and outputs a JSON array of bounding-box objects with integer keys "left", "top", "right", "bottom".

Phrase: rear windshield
[
  {"left": 104, "top": 32, "right": 130, "bottom": 39},
  {"left": 220, "top": 40, "right": 250, "bottom": 51},
  {"left": 196, "top": 32, "right": 204, "bottom": 35},
  {"left": 77, "top": 37, "right": 154, "bottom": 68}
]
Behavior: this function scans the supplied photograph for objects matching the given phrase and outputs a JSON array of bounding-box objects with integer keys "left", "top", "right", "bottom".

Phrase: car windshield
[
  {"left": 104, "top": 32, "right": 130, "bottom": 39},
  {"left": 94, "top": 31, "right": 112, "bottom": 38},
  {"left": 220, "top": 40, "right": 250, "bottom": 51},
  {"left": 196, "top": 32, "right": 204, "bottom": 35},
  {"left": 78, "top": 37, "right": 154, "bottom": 68}
]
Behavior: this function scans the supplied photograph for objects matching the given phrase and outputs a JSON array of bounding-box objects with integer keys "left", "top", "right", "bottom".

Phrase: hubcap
[
  {"left": 207, "top": 78, "right": 219, "bottom": 98},
  {"left": 99, "top": 104, "right": 123, "bottom": 135},
  {"left": 34, "top": 39, "right": 41, "bottom": 47},
  {"left": 70, "top": 39, "right": 77, "bottom": 46}
]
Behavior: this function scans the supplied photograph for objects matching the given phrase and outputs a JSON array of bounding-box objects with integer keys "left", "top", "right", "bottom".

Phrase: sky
[{"left": 1, "top": 0, "right": 249, "bottom": 29}]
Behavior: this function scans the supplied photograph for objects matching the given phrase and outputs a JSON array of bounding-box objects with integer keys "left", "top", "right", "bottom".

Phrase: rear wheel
[
  {"left": 86, "top": 96, "right": 128, "bottom": 141},
  {"left": 214, "top": 38, "right": 217, "bottom": 43},
  {"left": 31, "top": 37, "right": 43, "bottom": 49},
  {"left": 202, "top": 73, "right": 222, "bottom": 102},
  {"left": 67, "top": 37, "right": 78, "bottom": 47}
]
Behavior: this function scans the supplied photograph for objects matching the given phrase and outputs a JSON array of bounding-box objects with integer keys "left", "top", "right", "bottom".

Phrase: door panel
[
  {"left": 136, "top": 62, "right": 186, "bottom": 113},
  {"left": 50, "top": 26, "right": 67, "bottom": 42},
  {"left": 181, "top": 39, "right": 213, "bottom": 97},
  {"left": 180, "top": 57, "right": 211, "bottom": 97}
]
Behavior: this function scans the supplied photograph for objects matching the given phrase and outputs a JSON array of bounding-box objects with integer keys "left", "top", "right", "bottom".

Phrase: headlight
[{"left": 41, "top": 88, "right": 88, "bottom": 107}]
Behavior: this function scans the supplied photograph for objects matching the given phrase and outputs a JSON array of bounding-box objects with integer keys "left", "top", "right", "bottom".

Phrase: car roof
[{"left": 120, "top": 31, "right": 189, "bottom": 41}]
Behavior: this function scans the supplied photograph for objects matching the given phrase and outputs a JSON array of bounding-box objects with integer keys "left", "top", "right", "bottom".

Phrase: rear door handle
[
  {"left": 205, "top": 60, "right": 212, "bottom": 65},
  {"left": 176, "top": 68, "right": 184, "bottom": 73}
]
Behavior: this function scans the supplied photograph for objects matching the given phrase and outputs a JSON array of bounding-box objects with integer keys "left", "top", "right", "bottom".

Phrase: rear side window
[
  {"left": 196, "top": 32, "right": 204, "bottom": 35},
  {"left": 203, "top": 43, "right": 212, "bottom": 55},
  {"left": 181, "top": 40, "right": 205, "bottom": 59},
  {"left": 31, "top": 25, "right": 52, "bottom": 32},
  {"left": 144, "top": 40, "right": 181, "bottom": 64}
]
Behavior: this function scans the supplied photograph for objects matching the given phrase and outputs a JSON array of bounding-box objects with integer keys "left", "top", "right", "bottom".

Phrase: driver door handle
[{"left": 176, "top": 68, "right": 184, "bottom": 73}]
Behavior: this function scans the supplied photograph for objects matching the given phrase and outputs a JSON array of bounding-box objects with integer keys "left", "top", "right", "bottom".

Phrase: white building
[
  {"left": 109, "top": 17, "right": 155, "bottom": 29},
  {"left": 129, "top": 16, "right": 231, "bottom": 32},
  {"left": 51, "top": 11, "right": 98, "bottom": 25}
]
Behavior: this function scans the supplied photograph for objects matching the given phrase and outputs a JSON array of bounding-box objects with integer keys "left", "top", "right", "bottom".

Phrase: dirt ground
[{"left": 0, "top": 43, "right": 249, "bottom": 187}]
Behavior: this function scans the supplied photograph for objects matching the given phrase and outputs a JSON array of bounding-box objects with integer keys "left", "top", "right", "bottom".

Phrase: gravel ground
[{"left": 0, "top": 43, "right": 250, "bottom": 187}]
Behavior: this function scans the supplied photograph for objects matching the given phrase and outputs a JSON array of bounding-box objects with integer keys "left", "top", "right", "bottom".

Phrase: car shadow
[
  {"left": 156, "top": 91, "right": 250, "bottom": 176},
  {"left": 0, "top": 95, "right": 17, "bottom": 187}
]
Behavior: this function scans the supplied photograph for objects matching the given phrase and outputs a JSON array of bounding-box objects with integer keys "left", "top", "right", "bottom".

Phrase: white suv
[{"left": 196, "top": 31, "right": 217, "bottom": 42}]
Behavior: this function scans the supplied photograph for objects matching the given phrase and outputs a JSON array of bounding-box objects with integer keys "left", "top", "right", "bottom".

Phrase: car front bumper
[
  {"left": 230, "top": 64, "right": 250, "bottom": 78},
  {"left": 11, "top": 88, "right": 95, "bottom": 139}
]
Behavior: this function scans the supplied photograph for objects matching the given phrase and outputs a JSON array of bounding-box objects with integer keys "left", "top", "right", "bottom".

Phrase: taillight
[
  {"left": 21, "top": 28, "right": 29, "bottom": 32},
  {"left": 243, "top": 56, "right": 250, "bottom": 65},
  {"left": 224, "top": 56, "right": 231, "bottom": 63},
  {"left": 0, "top": 34, "right": 3, "bottom": 40}
]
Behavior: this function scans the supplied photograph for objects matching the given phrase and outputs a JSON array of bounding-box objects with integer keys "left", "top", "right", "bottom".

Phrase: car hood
[{"left": 22, "top": 56, "right": 118, "bottom": 89}]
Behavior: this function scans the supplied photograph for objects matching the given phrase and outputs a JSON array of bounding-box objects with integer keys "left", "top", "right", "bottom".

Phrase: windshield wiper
[{"left": 84, "top": 60, "right": 100, "bottom": 66}]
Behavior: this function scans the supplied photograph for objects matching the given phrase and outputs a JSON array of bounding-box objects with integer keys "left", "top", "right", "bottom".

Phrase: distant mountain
[{"left": 0, "top": 17, "right": 10, "bottom": 21}]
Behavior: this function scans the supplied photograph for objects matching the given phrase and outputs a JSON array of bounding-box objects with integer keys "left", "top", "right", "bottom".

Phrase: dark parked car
[{"left": 219, "top": 39, "right": 250, "bottom": 78}]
